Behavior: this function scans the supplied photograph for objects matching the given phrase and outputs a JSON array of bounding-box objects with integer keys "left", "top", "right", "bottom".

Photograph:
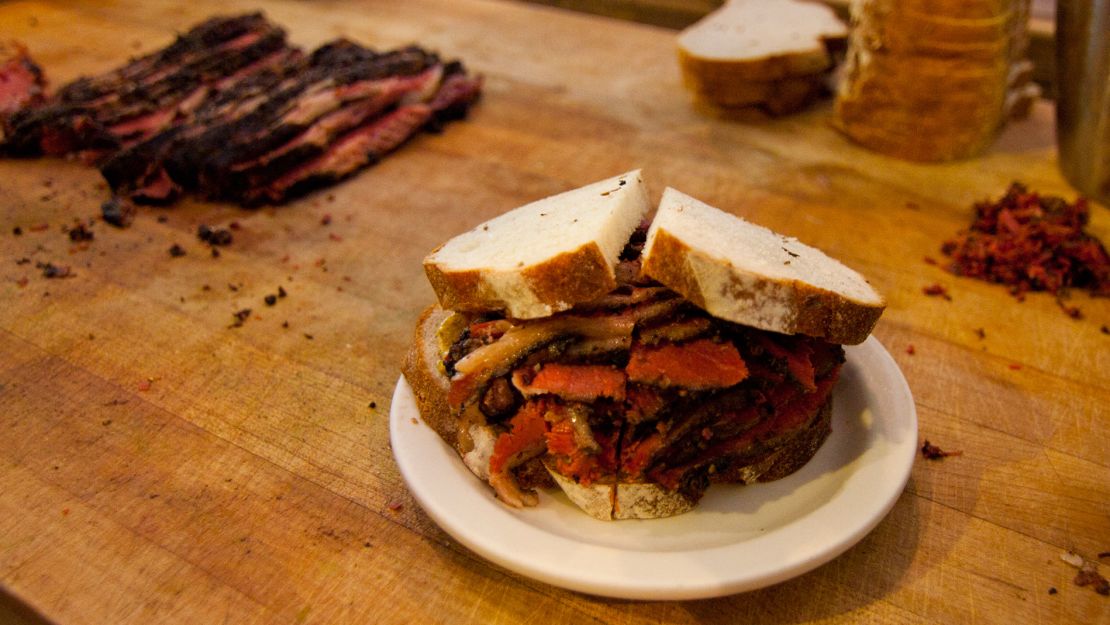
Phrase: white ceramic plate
[{"left": 390, "top": 336, "right": 917, "bottom": 600}]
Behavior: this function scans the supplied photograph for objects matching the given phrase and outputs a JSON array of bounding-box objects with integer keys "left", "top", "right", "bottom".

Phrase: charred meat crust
[{"left": 2, "top": 13, "right": 482, "bottom": 206}]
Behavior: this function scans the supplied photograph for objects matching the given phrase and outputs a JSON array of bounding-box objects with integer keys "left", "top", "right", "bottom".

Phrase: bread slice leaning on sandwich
[{"left": 402, "top": 173, "right": 885, "bottom": 520}]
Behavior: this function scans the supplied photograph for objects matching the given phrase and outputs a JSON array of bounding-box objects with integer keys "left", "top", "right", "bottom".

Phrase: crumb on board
[
  {"left": 1061, "top": 551, "right": 1110, "bottom": 596},
  {"left": 921, "top": 439, "right": 962, "bottom": 460},
  {"left": 922, "top": 283, "right": 952, "bottom": 300}
]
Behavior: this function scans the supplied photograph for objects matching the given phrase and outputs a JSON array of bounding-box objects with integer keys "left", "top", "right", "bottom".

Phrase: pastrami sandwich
[{"left": 402, "top": 170, "right": 885, "bottom": 520}]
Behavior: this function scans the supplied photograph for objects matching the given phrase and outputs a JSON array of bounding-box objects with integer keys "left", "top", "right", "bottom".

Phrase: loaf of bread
[
  {"left": 833, "top": 0, "right": 1039, "bottom": 162},
  {"left": 677, "top": 0, "right": 847, "bottom": 115}
]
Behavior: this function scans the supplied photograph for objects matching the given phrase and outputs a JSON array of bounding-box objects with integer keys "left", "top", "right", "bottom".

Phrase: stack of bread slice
[
  {"left": 676, "top": 0, "right": 848, "bottom": 116},
  {"left": 833, "top": 0, "right": 1040, "bottom": 161}
]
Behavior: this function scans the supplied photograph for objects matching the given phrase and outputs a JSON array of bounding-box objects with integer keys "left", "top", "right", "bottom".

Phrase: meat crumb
[
  {"left": 941, "top": 183, "right": 1110, "bottom": 309},
  {"left": 15, "top": 277, "right": 29, "bottom": 288},
  {"left": 138, "top": 379, "right": 152, "bottom": 392},
  {"left": 1101, "top": 325, "right": 1109, "bottom": 335},
  {"left": 282, "top": 321, "right": 289, "bottom": 329},
  {"left": 387, "top": 501, "right": 403, "bottom": 512},
  {"left": 197, "top": 224, "right": 233, "bottom": 246},
  {"left": 328, "top": 232, "right": 343, "bottom": 242},
  {"left": 37, "top": 261, "right": 72, "bottom": 279},
  {"left": 923, "top": 256, "right": 937, "bottom": 265},
  {"left": 12, "top": 226, "right": 22, "bottom": 236},
  {"left": 101, "top": 196, "right": 136, "bottom": 228},
  {"left": 168, "top": 244, "right": 186, "bottom": 257},
  {"left": 320, "top": 214, "right": 332, "bottom": 226},
  {"left": 1075, "top": 568, "right": 1110, "bottom": 596},
  {"left": 906, "top": 344, "right": 916, "bottom": 355},
  {"left": 974, "top": 328, "right": 986, "bottom": 339},
  {"left": 921, "top": 439, "right": 962, "bottom": 460},
  {"left": 303, "top": 333, "right": 314, "bottom": 340},
  {"left": 264, "top": 294, "right": 277, "bottom": 306},
  {"left": 278, "top": 286, "right": 287, "bottom": 298},
  {"left": 229, "top": 308, "right": 252, "bottom": 328},
  {"left": 1048, "top": 587, "right": 1057, "bottom": 595},
  {"left": 922, "top": 283, "right": 952, "bottom": 300},
  {"left": 1008, "top": 363, "right": 1023, "bottom": 371},
  {"left": 1057, "top": 299, "right": 1083, "bottom": 319},
  {"left": 29, "top": 223, "right": 49, "bottom": 232},
  {"left": 68, "top": 223, "right": 94, "bottom": 242},
  {"left": 15, "top": 258, "right": 31, "bottom": 265}
]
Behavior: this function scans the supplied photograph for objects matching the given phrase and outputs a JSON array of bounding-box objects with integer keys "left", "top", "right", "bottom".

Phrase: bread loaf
[{"left": 832, "top": 0, "right": 1036, "bottom": 161}]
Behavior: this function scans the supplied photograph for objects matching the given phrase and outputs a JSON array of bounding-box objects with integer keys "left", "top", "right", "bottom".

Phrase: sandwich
[{"left": 401, "top": 170, "right": 885, "bottom": 520}]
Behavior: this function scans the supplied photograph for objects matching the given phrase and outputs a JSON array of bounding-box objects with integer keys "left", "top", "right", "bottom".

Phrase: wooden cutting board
[{"left": 1, "top": 1, "right": 1107, "bottom": 623}]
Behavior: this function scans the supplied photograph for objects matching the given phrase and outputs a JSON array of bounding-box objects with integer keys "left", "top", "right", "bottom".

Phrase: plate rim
[{"left": 390, "top": 335, "right": 917, "bottom": 600}]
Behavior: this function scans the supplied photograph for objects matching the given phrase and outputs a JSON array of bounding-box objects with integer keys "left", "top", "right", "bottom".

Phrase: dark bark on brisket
[
  {"left": 57, "top": 13, "right": 273, "bottom": 103},
  {"left": 5, "top": 22, "right": 292, "bottom": 158},
  {"left": 2, "top": 13, "right": 481, "bottom": 206}
]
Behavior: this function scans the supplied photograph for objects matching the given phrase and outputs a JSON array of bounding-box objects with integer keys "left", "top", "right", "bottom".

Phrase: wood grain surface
[{"left": 0, "top": 1, "right": 1107, "bottom": 623}]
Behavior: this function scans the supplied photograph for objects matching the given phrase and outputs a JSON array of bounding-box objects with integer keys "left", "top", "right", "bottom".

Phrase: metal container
[{"left": 1056, "top": 0, "right": 1110, "bottom": 205}]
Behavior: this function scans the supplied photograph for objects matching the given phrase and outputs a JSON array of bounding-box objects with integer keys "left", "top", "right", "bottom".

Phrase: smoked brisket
[{"left": 2, "top": 13, "right": 482, "bottom": 206}]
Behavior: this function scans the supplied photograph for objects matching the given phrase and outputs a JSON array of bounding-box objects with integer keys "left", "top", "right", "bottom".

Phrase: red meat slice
[
  {"left": 488, "top": 401, "right": 549, "bottom": 475},
  {"left": 626, "top": 338, "right": 748, "bottom": 389},
  {"left": 517, "top": 364, "right": 627, "bottom": 402}
]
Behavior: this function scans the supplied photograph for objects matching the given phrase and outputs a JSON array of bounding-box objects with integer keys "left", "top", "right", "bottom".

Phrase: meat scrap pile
[
  {"left": 941, "top": 183, "right": 1110, "bottom": 306},
  {"left": 0, "top": 13, "right": 481, "bottom": 206}
]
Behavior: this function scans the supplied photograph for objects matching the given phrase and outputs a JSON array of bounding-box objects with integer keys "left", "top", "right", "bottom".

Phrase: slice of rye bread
[
  {"left": 677, "top": 0, "right": 847, "bottom": 84},
  {"left": 641, "top": 188, "right": 884, "bottom": 345},
  {"left": 423, "top": 170, "right": 650, "bottom": 320}
]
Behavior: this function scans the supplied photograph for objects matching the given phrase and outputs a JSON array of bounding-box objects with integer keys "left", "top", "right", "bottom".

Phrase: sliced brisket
[{"left": 1, "top": 13, "right": 480, "bottom": 207}]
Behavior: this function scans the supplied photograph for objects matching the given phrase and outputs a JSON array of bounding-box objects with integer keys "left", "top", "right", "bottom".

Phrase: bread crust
[
  {"left": 642, "top": 228, "right": 883, "bottom": 346},
  {"left": 423, "top": 171, "right": 649, "bottom": 319},
  {"left": 424, "top": 241, "right": 618, "bottom": 319},
  {"left": 677, "top": 46, "right": 833, "bottom": 85},
  {"left": 400, "top": 305, "right": 458, "bottom": 450}
]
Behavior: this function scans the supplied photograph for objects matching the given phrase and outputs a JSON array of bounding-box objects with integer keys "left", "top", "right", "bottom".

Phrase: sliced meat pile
[
  {"left": 0, "top": 13, "right": 481, "bottom": 206},
  {"left": 942, "top": 183, "right": 1110, "bottom": 299},
  {"left": 443, "top": 253, "right": 845, "bottom": 506}
]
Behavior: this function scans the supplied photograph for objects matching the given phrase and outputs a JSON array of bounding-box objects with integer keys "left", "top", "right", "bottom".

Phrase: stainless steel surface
[{"left": 1056, "top": 0, "right": 1110, "bottom": 204}]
